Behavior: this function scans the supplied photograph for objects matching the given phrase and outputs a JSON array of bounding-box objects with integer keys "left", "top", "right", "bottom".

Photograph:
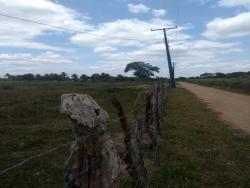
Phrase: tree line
[
  {"left": 2, "top": 72, "right": 152, "bottom": 81},
  {"left": 2, "top": 62, "right": 161, "bottom": 81},
  {"left": 177, "top": 71, "right": 250, "bottom": 80}
]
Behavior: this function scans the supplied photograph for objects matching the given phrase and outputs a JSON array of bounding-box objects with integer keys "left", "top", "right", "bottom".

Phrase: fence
[{"left": 0, "top": 79, "right": 168, "bottom": 188}]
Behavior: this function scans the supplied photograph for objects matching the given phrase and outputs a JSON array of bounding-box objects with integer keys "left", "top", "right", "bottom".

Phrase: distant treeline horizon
[
  {"left": 177, "top": 71, "right": 250, "bottom": 80},
  {"left": 1, "top": 72, "right": 164, "bottom": 81}
]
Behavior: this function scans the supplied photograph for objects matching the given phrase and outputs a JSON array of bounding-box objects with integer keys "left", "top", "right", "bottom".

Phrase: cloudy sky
[{"left": 0, "top": 0, "right": 249, "bottom": 77}]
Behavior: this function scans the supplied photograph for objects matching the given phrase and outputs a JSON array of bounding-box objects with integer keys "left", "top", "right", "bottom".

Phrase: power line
[
  {"left": 175, "top": 0, "right": 181, "bottom": 43},
  {"left": 0, "top": 13, "right": 139, "bottom": 41}
]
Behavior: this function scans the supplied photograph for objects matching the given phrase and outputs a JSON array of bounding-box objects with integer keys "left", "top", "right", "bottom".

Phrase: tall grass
[{"left": 187, "top": 76, "right": 250, "bottom": 95}]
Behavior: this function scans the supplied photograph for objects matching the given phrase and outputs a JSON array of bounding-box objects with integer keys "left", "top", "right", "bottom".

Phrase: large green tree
[{"left": 124, "top": 62, "right": 159, "bottom": 78}]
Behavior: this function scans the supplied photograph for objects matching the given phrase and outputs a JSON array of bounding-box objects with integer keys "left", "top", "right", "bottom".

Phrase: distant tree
[
  {"left": 176, "top": 77, "right": 186, "bottom": 81},
  {"left": 80, "top": 74, "right": 88, "bottom": 80},
  {"left": 60, "top": 72, "right": 68, "bottom": 80},
  {"left": 215, "top": 72, "right": 226, "bottom": 78},
  {"left": 91, "top": 73, "right": 100, "bottom": 80},
  {"left": 21, "top": 73, "right": 34, "bottom": 80},
  {"left": 35, "top": 74, "right": 42, "bottom": 80},
  {"left": 4, "top": 73, "right": 12, "bottom": 80},
  {"left": 226, "top": 72, "right": 246, "bottom": 78},
  {"left": 124, "top": 62, "right": 159, "bottom": 79},
  {"left": 99, "top": 73, "right": 112, "bottom": 80},
  {"left": 200, "top": 72, "right": 214, "bottom": 78},
  {"left": 71, "top": 74, "right": 79, "bottom": 81}
]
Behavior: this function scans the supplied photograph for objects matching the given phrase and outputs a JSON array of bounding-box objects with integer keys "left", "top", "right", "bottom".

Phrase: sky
[{"left": 0, "top": 0, "right": 250, "bottom": 77}]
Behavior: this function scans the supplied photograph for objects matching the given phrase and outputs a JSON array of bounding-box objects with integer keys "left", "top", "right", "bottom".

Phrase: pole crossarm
[{"left": 151, "top": 26, "right": 177, "bottom": 32}]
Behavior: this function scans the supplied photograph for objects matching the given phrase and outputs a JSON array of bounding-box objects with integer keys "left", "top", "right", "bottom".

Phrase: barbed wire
[
  {"left": 0, "top": 95, "right": 148, "bottom": 176},
  {"left": 0, "top": 141, "right": 71, "bottom": 176}
]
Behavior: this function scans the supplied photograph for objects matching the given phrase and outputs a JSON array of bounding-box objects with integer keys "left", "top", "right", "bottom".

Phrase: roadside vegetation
[
  {"left": 178, "top": 71, "right": 250, "bottom": 95},
  {"left": 151, "top": 88, "right": 250, "bottom": 187}
]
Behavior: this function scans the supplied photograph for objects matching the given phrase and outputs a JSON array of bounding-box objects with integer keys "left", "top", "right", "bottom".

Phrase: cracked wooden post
[
  {"left": 152, "top": 83, "right": 161, "bottom": 166},
  {"left": 134, "top": 113, "right": 144, "bottom": 144},
  {"left": 144, "top": 89, "right": 157, "bottom": 150},
  {"left": 160, "top": 79, "right": 167, "bottom": 117},
  {"left": 60, "top": 94, "right": 120, "bottom": 188},
  {"left": 152, "top": 83, "right": 160, "bottom": 134},
  {"left": 111, "top": 96, "right": 147, "bottom": 188}
]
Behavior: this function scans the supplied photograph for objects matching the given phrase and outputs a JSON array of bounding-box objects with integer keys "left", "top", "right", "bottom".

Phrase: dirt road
[{"left": 178, "top": 82, "right": 250, "bottom": 133}]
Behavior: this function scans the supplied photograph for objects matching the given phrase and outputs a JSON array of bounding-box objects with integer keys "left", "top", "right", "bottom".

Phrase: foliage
[
  {"left": 124, "top": 62, "right": 159, "bottom": 78},
  {"left": 3, "top": 72, "right": 158, "bottom": 82},
  {"left": 199, "top": 71, "right": 250, "bottom": 78}
]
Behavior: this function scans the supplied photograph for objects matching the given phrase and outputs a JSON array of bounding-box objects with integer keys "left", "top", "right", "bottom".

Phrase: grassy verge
[
  {"left": 185, "top": 77, "right": 250, "bottom": 95},
  {"left": 150, "top": 88, "right": 250, "bottom": 187}
]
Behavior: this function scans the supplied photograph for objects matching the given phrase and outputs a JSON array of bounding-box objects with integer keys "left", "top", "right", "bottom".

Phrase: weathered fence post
[
  {"left": 152, "top": 83, "right": 160, "bottom": 134},
  {"left": 60, "top": 94, "right": 120, "bottom": 188},
  {"left": 111, "top": 96, "right": 147, "bottom": 188},
  {"left": 144, "top": 89, "right": 157, "bottom": 150},
  {"left": 134, "top": 113, "right": 144, "bottom": 144}
]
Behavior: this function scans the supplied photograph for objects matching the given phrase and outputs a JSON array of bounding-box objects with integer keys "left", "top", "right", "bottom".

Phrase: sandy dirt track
[{"left": 178, "top": 82, "right": 250, "bottom": 133}]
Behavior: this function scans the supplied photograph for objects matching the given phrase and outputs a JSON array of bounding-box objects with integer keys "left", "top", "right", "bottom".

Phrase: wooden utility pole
[
  {"left": 151, "top": 27, "right": 177, "bottom": 88},
  {"left": 172, "top": 62, "right": 177, "bottom": 80}
]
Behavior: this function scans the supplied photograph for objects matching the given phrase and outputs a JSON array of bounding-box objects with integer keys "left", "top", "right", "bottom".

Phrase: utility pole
[
  {"left": 151, "top": 27, "right": 177, "bottom": 88},
  {"left": 172, "top": 62, "right": 178, "bottom": 79}
]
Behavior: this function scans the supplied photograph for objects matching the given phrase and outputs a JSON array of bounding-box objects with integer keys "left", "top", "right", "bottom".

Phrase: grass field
[
  {"left": 0, "top": 81, "right": 249, "bottom": 188},
  {"left": 186, "top": 77, "right": 250, "bottom": 95},
  {"left": 0, "top": 81, "right": 147, "bottom": 188}
]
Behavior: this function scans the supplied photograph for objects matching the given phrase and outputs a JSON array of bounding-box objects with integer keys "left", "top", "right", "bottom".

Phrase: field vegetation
[
  {"left": 179, "top": 71, "right": 250, "bottom": 95},
  {"left": 0, "top": 81, "right": 249, "bottom": 187}
]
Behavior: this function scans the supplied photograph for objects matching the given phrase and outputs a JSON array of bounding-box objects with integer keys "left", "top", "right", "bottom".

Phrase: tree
[
  {"left": 60, "top": 72, "right": 68, "bottom": 81},
  {"left": 91, "top": 73, "right": 100, "bottom": 80},
  {"left": 124, "top": 62, "right": 159, "bottom": 79},
  {"left": 215, "top": 72, "right": 226, "bottom": 78},
  {"left": 21, "top": 73, "right": 34, "bottom": 80},
  {"left": 80, "top": 74, "right": 89, "bottom": 80},
  {"left": 200, "top": 72, "right": 214, "bottom": 78},
  {"left": 71, "top": 74, "right": 79, "bottom": 81}
]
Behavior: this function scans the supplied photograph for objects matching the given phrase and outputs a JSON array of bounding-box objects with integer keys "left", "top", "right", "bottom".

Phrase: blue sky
[{"left": 0, "top": 0, "right": 249, "bottom": 77}]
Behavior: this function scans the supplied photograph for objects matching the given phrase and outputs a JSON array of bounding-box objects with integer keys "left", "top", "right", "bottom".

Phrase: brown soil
[{"left": 178, "top": 82, "right": 250, "bottom": 133}]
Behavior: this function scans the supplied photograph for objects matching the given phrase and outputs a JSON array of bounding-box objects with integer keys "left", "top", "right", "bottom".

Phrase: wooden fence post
[
  {"left": 111, "top": 96, "right": 147, "bottom": 188},
  {"left": 60, "top": 94, "right": 120, "bottom": 188},
  {"left": 144, "top": 89, "right": 157, "bottom": 150}
]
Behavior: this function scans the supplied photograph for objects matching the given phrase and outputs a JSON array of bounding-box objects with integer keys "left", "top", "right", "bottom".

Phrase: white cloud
[
  {"left": 203, "top": 12, "right": 250, "bottom": 38},
  {"left": 0, "top": 51, "right": 73, "bottom": 65},
  {"left": 189, "top": 0, "right": 212, "bottom": 5},
  {"left": 94, "top": 46, "right": 117, "bottom": 53},
  {"left": 191, "top": 40, "right": 239, "bottom": 49},
  {"left": 128, "top": 3, "right": 150, "bottom": 13},
  {"left": 0, "top": 0, "right": 92, "bottom": 51},
  {"left": 152, "top": 9, "right": 166, "bottom": 17},
  {"left": 71, "top": 18, "right": 190, "bottom": 50},
  {"left": 218, "top": 0, "right": 250, "bottom": 9},
  {"left": 0, "top": 51, "right": 81, "bottom": 75}
]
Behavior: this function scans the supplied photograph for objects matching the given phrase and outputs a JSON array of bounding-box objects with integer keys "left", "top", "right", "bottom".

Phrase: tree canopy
[{"left": 124, "top": 62, "right": 159, "bottom": 78}]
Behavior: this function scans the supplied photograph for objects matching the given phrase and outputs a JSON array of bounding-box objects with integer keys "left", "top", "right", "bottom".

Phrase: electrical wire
[{"left": 0, "top": 13, "right": 140, "bottom": 41}]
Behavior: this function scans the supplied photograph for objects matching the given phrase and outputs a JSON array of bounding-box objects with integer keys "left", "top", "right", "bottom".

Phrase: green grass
[
  {"left": 150, "top": 88, "right": 250, "bottom": 188},
  {"left": 0, "top": 81, "right": 249, "bottom": 188},
  {"left": 0, "top": 81, "right": 147, "bottom": 188},
  {"left": 186, "top": 77, "right": 250, "bottom": 95}
]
